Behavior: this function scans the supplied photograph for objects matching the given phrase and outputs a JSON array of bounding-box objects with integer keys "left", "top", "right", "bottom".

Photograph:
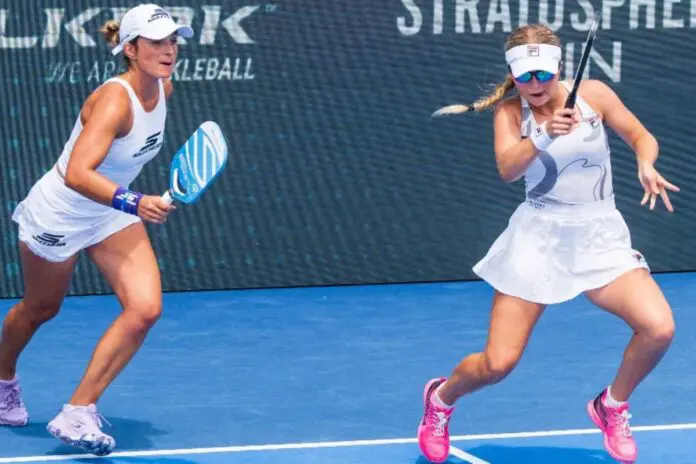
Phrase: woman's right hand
[
  {"left": 548, "top": 108, "right": 580, "bottom": 137},
  {"left": 137, "top": 195, "right": 176, "bottom": 224}
]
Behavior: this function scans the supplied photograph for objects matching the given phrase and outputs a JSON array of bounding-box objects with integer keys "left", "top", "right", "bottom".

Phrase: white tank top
[
  {"left": 41, "top": 77, "right": 167, "bottom": 216},
  {"left": 521, "top": 81, "right": 613, "bottom": 206}
]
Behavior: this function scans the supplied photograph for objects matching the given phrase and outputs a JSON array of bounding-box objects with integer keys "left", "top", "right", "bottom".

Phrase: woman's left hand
[{"left": 638, "top": 162, "right": 680, "bottom": 212}]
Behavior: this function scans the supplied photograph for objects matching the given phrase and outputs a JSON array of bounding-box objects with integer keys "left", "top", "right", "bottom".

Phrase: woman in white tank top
[
  {"left": 418, "top": 24, "right": 679, "bottom": 464},
  {"left": 0, "top": 4, "right": 193, "bottom": 456}
]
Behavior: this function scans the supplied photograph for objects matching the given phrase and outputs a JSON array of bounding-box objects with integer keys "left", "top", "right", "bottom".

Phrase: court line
[
  {"left": 1, "top": 422, "right": 696, "bottom": 463},
  {"left": 450, "top": 446, "right": 491, "bottom": 464}
]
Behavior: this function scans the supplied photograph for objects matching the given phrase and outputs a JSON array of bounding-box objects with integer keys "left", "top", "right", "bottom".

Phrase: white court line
[
  {"left": 1, "top": 422, "right": 696, "bottom": 463},
  {"left": 450, "top": 445, "right": 491, "bottom": 464}
]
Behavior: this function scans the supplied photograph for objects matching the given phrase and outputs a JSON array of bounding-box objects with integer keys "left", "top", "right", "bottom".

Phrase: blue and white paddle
[{"left": 161, "top": 121, "right": 229, "bottom": 205}]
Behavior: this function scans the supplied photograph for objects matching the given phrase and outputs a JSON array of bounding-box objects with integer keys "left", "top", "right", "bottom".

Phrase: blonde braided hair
[{"left": 433, "top": 24, "right": 561, "bottom": 116}]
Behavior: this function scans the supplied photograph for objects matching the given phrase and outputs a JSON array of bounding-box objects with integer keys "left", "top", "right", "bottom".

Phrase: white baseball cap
[
  {"left": 111, "top": 4, "right": 194, "bottom": 56},
  {"left": 505, "top": 44, "right": 561, "bottom": 78}
]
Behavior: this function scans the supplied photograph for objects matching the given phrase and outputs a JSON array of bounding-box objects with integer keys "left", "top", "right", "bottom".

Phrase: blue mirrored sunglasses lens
[
  {"left": 515, "top": 71, "right": 555, "bottom": 83},
  {"left": 515, "top": 72, "right": 534, "bottom": 83},
  {"left": 536, "top": 71, "right": 555, "bottom": 82}
]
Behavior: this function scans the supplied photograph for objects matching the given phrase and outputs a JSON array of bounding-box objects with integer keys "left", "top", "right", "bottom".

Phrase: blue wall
[{"left": 1, "top": 1, "right": 694, "bottom": 297}]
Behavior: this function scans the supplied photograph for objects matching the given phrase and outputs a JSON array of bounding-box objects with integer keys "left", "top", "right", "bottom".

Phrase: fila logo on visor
[{"left": 527, "top": 45, "right": 539, "bottom": 57}]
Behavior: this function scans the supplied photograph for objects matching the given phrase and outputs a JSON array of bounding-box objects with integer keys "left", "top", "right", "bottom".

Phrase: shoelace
[
  {"left": 88, "top": 409, "right": 112, "bottom": 429},
  {"left": 430, "top": 411, "right": 449, "bottom": 437},
  {"left": 620, "top": 410, "right": 633, "bottom": 437},
  {"left": 614, "top": 409, "right": 633, "bottom": 438}
]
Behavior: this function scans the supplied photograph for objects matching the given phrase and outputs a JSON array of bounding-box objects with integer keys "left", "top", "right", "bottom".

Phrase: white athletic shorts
[
  {"left": 472, "top": 197, "right": 650, "bottom": 305},
  {"left": 12, "top": 168, "right": 141, "bottom": 263}
]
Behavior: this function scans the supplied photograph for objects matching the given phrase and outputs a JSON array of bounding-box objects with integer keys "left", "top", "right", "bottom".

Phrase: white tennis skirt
[
  {"left": 12, "top": 168, "right": 141, "bottom": 263},
  {"left": 473, "top": 197, "right": 649, "bottom": 305}
]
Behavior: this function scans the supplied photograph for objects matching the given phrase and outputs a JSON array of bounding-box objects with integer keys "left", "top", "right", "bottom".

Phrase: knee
[
  {"left": 20, "top": 299, "right": 61, "bottom": 326},
  {"left": 483, "top": 350, "right": 521, "bottom": 384},
  {"left": 643, "top": 317, "right": 675, "bottom": 349},
  {"left": 123, "top": 298, "right": 162, "bottom": 332}
]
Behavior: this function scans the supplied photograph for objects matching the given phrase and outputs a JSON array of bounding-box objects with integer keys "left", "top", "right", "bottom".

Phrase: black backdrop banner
[{"left": 1, "top": 1, "right": 694, "bottom": 298}]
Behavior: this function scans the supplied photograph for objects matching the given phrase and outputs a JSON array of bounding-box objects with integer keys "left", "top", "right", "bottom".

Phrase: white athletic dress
[
  {"left": 12, "top": 77, "right": 167, "bottom": 263},
  {"left": 473, "top": 81, "right": 649, "bottom": 304}
]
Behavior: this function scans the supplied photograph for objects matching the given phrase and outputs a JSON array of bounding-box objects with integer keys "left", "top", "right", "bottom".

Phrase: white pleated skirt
[{"left": 473, "top": 197, "right": 649, "bottom": 305}]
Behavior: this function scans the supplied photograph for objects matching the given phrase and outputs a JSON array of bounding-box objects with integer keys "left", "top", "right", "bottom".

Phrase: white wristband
[{"left": 530, "top": 122, "right": 554, "bottom": 152}]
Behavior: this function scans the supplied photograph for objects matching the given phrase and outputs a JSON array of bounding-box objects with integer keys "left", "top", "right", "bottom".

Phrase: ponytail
[
  {"left": 433, "top": 75, "right": 515, "bottom": 117},
  {"left": 100, "top": 20, "right": 121, "bottom": 47}
]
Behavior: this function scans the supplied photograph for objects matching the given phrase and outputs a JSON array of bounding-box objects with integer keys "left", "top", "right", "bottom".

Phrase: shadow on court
[{"left": 7, "top": 416, "right": 168, "bottom": 455}]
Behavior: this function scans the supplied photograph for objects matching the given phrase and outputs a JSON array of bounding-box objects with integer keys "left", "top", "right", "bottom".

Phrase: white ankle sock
[
  {"left": 432, "top": 385, "right": 454, "bottom": 409},
  {"left": 603, "top": 386, "right": 627, "bottom": 408}
]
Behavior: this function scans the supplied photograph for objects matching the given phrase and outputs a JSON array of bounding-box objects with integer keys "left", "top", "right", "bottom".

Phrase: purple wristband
[{"left": 111, "top": 186, "right": 143, "bottom": 215}]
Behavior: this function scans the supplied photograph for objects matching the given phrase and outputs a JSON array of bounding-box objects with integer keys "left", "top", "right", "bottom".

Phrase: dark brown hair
[{"left": 100, "top": 20, "right": 136, "bottom": 67}]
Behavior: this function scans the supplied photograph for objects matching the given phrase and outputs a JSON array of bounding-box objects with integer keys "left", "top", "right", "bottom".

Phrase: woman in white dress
[
  {"left": 0, "top": 4, "right": 191, "bottom": 456},
  {"left": 417, "top": 23, "right": 679, "bottom": 464}
]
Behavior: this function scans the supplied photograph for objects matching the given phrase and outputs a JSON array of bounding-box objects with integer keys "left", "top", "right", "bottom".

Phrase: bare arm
[
  {"left": 64, "top": 83, "right": 174, "bottom": 223},
  {"left": 64, "top": 85, "right": 131, "bottom": 205},
  {"left": 586, "top": 79, "right": 658, "bottom": 167},
  {"left": 586, "top": 79, "right": 678, "bottom": 210},
  {"left": 493, "top": 100, "right": 542, "bottom": 183}
]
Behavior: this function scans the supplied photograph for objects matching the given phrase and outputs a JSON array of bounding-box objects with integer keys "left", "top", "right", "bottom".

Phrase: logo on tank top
[{"left": 133, "top": 132, "right": 163, "bottom": 158}]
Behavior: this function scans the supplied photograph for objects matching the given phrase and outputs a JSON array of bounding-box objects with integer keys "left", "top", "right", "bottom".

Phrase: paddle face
[{"left": 167, "top": 121, "right": 228, "bottom": 204}]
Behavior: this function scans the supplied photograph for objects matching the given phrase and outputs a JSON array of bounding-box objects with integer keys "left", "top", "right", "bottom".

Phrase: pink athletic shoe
[
  {"left": 418, "top": 377, "right": 454, "bottom": 463},
  {"left": 587, "top": 389, "right": 637, "bottom": 463}
]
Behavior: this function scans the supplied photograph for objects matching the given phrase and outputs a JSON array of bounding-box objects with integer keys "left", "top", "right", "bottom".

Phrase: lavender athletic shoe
[
  {"left": 0, "top": 376, "right": 29, "bottom": 426},
  {"left": 47, "top": 404, "right": 115, "bottom": 456}
]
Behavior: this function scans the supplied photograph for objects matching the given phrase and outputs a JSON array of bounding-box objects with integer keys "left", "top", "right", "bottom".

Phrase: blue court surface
[{"left": 1, "top": 272, "right": 695, "bottom": 463}]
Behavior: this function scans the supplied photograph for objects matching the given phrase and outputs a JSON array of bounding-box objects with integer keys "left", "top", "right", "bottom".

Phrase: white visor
[
  {"left": 111, "top": 3, "right": 194, "bottom": 56},
  {"left": 505, "top": 44, "right": 561, "bottom": 78}
]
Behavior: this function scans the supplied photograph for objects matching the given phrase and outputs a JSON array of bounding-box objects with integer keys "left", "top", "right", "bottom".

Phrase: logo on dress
[{"left": 32, "top": 232, "right": 66, "bottom": 247}]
